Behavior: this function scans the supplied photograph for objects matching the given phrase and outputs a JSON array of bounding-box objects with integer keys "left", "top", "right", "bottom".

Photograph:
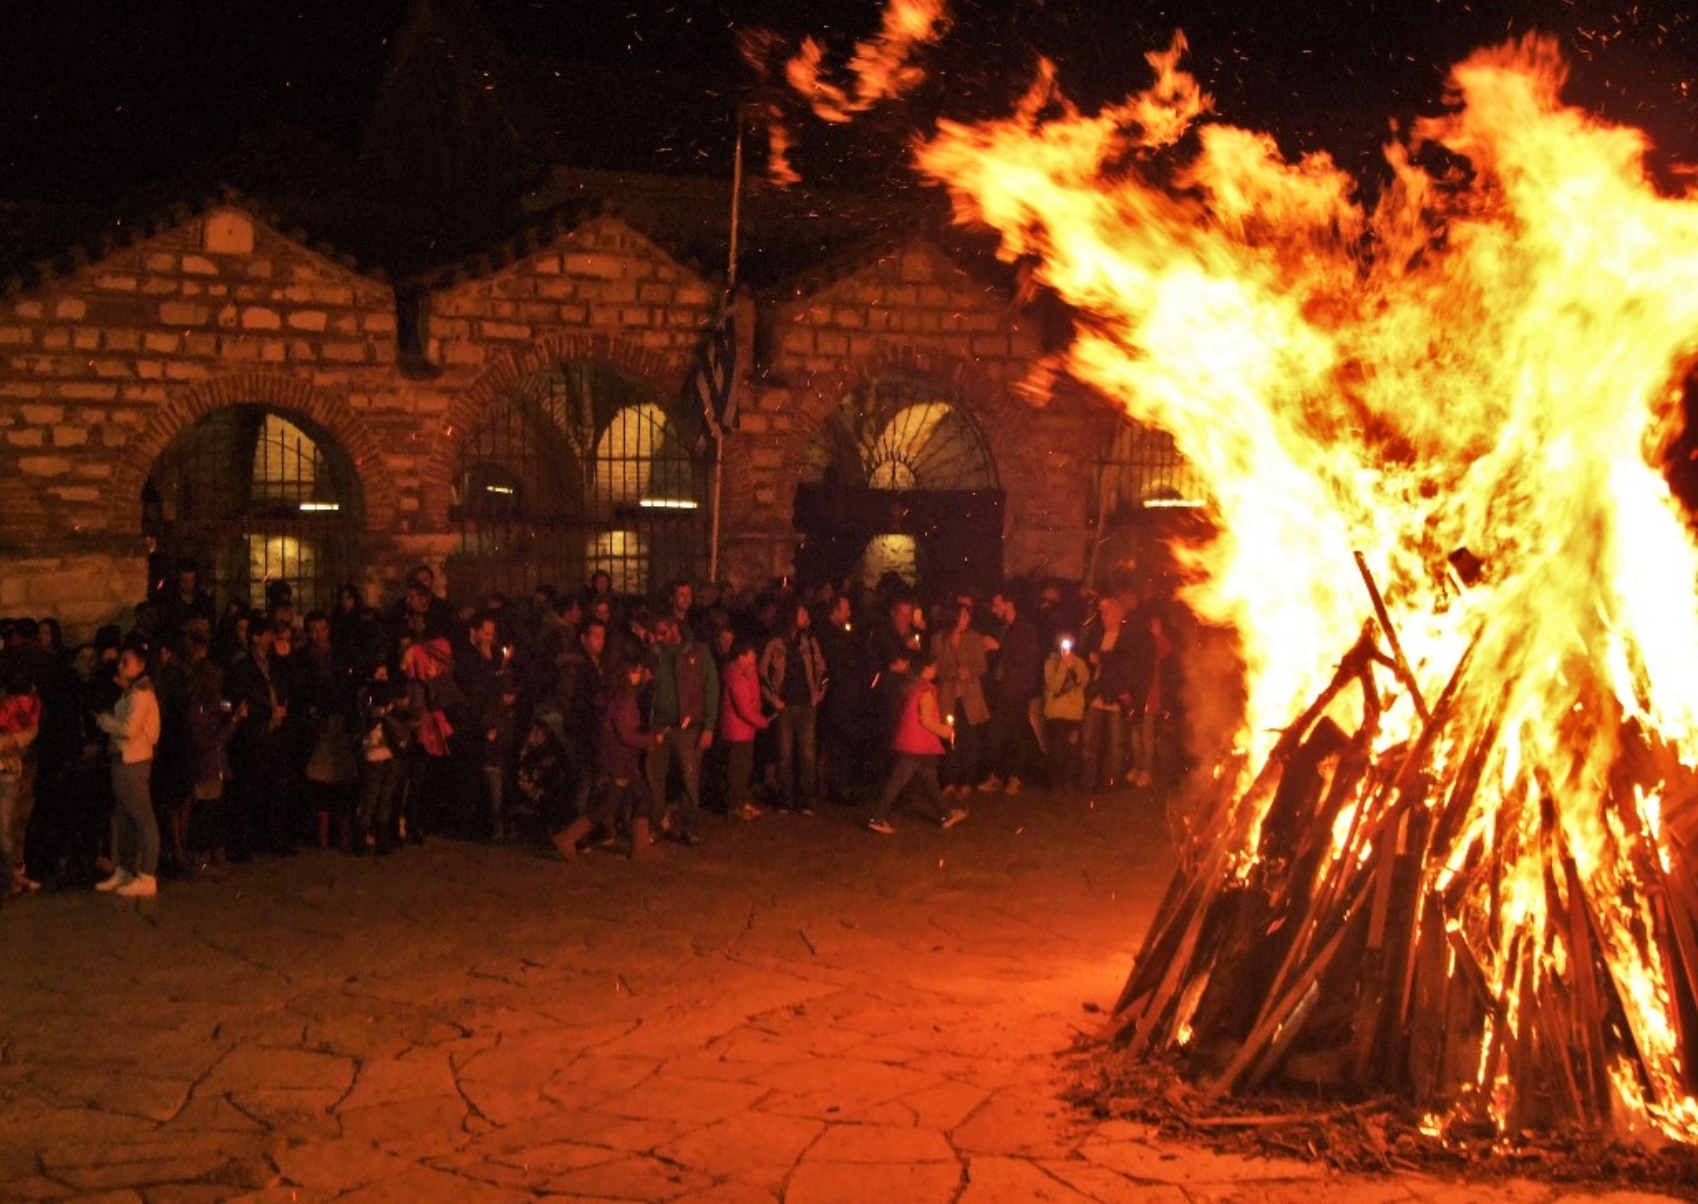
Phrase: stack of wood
[{"left": 1106, "top": 555, "right": 1698, "bottom": 1139}]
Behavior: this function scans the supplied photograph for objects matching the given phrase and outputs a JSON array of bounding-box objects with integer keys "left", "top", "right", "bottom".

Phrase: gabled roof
[{"left": 0, "top": 187, "right": 383, "bottom": 297}]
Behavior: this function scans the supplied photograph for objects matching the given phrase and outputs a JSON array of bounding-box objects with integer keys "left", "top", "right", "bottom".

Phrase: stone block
[
  {"left": 241, "top": 307, "right": 281, "bottom": 330},
  {"left": 478, "top": 321, "right": 531, "bottom": 341},
  {"left": 287, "top": 310, "right": 328, "bottom": 332},
  {"left": 5, "top": 429, "right": 44, "bottom": 447},
  {"left": 93, "top": 274, "right": 138, "bottom": 291},
  {"left": 47, "top": 485, "right": 101, "bottom": 504},
  {"left": 204, "top": 209, "right": 255, "bottom": 254},
  {"left": 564, "top": 252, "right": 624, "bottom": 280},
  {"left": 73, "top": 328, "right": 100, "bottom": 350},
  {"left": 18, "top": 455, "right": 71, "bottom": 477},
  {"left": 322, "top": 341, "right": 369, "bottom": 362},
  {"left": 60, "top": 382, "right": 119, "bottom": 400},
  {"left": 20, "top": 405, "right": 64, "bottom": 424},
  {"left": 143, "top": 332, "right": 180, "bottom": 353},
  {"left": 181, "top": 254, "right": 220, "bottom": 275},
  {"left": 159, "top": 301, "right": 211, "bottom": 326},
  {"left": 52, "top": 426, "right": 88, "bottom": 447},
  {"left": 53, "top": 296, "right": 87, "bottom": 320}
]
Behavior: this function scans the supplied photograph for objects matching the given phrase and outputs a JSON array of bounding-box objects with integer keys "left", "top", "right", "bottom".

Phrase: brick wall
[
  {"left": 0, "top": 204, "right": 1108, "bottom": 634},
  {"left": 720, "top": 240, "right": 1091, "bottom": 583}
]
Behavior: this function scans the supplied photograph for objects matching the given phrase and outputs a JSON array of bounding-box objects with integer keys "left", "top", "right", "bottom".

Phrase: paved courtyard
[{"left": 0, "top": 786, "right": 1687, "bottom": 1203}]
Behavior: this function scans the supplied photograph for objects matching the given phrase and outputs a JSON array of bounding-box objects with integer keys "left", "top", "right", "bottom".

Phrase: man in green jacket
[{"left": 645, "top": 614, "right": 718, "bottom": 846}]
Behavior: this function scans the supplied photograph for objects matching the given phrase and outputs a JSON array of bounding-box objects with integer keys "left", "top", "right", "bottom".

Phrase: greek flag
[{"left": 690, "top": 307, "right": 738, "bottom": 439}]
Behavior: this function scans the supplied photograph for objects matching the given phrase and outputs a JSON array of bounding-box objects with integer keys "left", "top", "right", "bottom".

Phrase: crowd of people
[{"left": 0, "top": 557, "right": 1185, "bottom": 902}]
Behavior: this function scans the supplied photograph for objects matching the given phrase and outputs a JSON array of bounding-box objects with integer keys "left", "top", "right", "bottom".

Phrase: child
[
  {"left": 95, "top": 638, "right": 162, "bottom": 898},
  {"left": 717, "top": 640, "right": 769, "bottom": 820},
  {"left": 354, "top": 666, "right": 408, "bottom": 855},
  {"left": 552, "top": 657, "right": 657, "bottom": 861},
  {"left": 866, "top": 651, "right": 967, "bottom": 835}
]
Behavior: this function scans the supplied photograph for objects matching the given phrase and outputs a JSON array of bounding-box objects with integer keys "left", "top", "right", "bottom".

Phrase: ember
[{"left": 904, "top": 25, "right": 1698, "bottom": 1142}]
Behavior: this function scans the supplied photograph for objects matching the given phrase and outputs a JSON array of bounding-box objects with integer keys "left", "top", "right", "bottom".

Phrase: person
[
  {"left": 718, "top": 640, "right": 770, "bottom": 820},
  {"left": 156, "top": 557, "right": 215, "bottom": 641},
  {"left": 1126, "top": 601, "right": 1177, "bottom": 789},
  {"left": 980, "top": 588, "right": 1044, "bottom": 795},
  {"left": 645, "top": 613, "right": 717, "bottom": 846},
  {"left": 1080, "top": 593, "right": 1133, "bottom": 791},
  {"left": 759, "top": 600, "right": 827, "bottom": 814},
  {"left": 353, "top": 666, "right": 408, "bottom": 854},
  {"left": 815, "top": 593, "right": 870, "bottom": 804},
  {"left": 932, "top": 599, "right": 990, "bottom": 797},
  {"left": 554, "top": 618, "right": 608, "bottom": 820},
  {"left": 0, "top": 664, "right": 42, "bottom": 896},
  {"left": 94, "top": 638, "right": 162, "bottom": 898},
  {"left": 399, "top": 620, "right": 458, "bottom": 843},
  {"left": 181, "top": 630, "right": 237, "bottom": 876},
  {"left": 300, "top": 611, "right": 359, "bottom": 849},
  {"left": 1042, "top": 635, "right": 1089, "bottom": 789},
  {"left": 454, "top": 612, "right": 513, "bottom": 840},
  {"left": 553, "top": 656, "right": 657, "bottom": 861},
  {"left": 223, "top": 622, "right": 290, "bottom": 860},
  {"left": 866, "top": 651, "right": 967, "bottom": 835}
]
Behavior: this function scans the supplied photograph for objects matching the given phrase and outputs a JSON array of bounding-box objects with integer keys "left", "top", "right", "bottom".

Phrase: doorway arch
[{"left": 794, "top": 377, "right": 1003, "bottom": 593}]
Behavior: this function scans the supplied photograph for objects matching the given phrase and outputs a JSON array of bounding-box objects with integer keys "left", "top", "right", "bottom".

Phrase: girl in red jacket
[{"left": 717, "top": 641, "right": 769, "bottom": 820}]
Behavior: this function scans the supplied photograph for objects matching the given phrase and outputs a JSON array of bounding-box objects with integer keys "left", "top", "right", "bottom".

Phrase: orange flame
[
  {"left": 786, "top": 0, "right": 951, "bottom": 123},
  {"left": 914, "top": 27, "right": 1698, "bottom": 1139}
]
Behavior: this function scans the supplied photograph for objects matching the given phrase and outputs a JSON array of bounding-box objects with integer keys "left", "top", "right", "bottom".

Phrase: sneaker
[
  {"left": 10, "top": 869, "right": 41, "bottom": 895},
  {"left": 1003, "top": 777, "right": 1023, "bottom": 796},
  {"left": 941, "top": 807, "right": 969, "bottom": 830},
  {"left": 115, "top": 873, "right": 157, "bottom": 899},
  {"left": 975, "top": 775, "right": 1004, "bottom": 793},
  {"left": 94, "top": 869, "right": 134, "bottom": 893},
  {"left": 736, "top": 802, "right": 763, "bottom": 820},
  {"left": 866, "top": 818, "right": 896, "bottom": 835}
]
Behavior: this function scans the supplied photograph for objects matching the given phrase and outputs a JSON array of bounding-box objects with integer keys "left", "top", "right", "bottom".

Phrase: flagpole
[{"left": 708, "top": 117, "right": 744, "bottom": 585}]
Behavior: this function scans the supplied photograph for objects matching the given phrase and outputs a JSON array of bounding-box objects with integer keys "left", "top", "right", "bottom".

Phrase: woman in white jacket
[{"left": 95, "top": 638, "right": 161, "bottom": 898}]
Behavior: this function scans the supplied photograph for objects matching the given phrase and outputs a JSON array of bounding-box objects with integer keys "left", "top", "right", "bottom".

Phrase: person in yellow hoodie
[
  {"left": 95, "top": 637, "right": 161, "bottom": 898},
  {"left": 1042, "top": 636, "right": 1089, "bottom": 790}
]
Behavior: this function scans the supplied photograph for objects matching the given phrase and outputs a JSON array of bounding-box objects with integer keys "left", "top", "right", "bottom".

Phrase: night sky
[{"left": 2, "top": 0, "right": 1696, "bottom": 203}]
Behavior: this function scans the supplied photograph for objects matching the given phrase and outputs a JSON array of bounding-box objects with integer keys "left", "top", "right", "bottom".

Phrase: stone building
[{"left": 0, "top": 2, "right": 1204, "bottom": 633}]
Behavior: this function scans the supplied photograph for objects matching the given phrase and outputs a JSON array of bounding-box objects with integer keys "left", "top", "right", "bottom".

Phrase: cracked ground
[{"left": 0, "top": 788, "right": 1684, "bottom": 1203}]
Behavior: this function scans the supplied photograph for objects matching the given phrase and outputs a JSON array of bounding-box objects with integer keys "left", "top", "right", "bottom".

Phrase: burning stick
[{"left": 1352, "top": 551, "right": 1428, "bottom": 724}]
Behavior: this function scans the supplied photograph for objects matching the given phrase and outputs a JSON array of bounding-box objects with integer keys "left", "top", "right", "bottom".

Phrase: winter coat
[{"left": 717, "top": 659, "right": 769, "bottom": 743}]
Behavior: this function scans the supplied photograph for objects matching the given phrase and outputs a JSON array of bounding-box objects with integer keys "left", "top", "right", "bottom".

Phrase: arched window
[
  {"left": 802, "top": 378, "right": 997, "bottom": 491},
  {"left": 143, "top": 405, "right": 362, "bottom": 612},
  {"left": 451, "top": 361, "right": 706, "bottom": 600},
  {"left": 1086, "top": 419, "right": 1209, "bottom": 587},
  {"left": 1093, "top": 420, "right": 1208, "bottom": 521}
]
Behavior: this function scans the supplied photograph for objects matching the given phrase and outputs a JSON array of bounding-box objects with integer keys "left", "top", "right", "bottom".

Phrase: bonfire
[{"left": 911, "top": 30, "right": 1698, "bottom": 1142}]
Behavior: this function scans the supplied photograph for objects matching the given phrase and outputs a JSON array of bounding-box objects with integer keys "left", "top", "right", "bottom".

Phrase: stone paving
[{"left": 0, "top": 786, "right": 1688, "bottom": 1203}]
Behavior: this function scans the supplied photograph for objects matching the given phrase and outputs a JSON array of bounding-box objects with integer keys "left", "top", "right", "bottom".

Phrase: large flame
[{"left": 911, "top": 29, "right": 1698, "bottom": 1138}]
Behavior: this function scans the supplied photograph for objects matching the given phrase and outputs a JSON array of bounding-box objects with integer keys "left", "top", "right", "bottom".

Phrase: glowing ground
[{"left": 0, "top": 788, "right": 1683, "bottom": 1202}]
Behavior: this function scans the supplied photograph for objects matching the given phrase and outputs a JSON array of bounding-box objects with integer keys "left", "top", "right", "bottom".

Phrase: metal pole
[{"left": 708, "top": 118, "right": 744, "bottom": 585}]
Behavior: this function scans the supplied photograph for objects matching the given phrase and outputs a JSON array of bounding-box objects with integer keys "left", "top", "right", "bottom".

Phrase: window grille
[
  {"left": 450, "top": 361, "right": 706, "bottom": 600},
  {"left": 1092, "top": 420, "right": 1208, "bottom": 523},
  {"left": 801, "top": 378, "right": 998, "bottom": 491},
  {"left": 143, "top": 405, "right": 362, "bottom": 614}
]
